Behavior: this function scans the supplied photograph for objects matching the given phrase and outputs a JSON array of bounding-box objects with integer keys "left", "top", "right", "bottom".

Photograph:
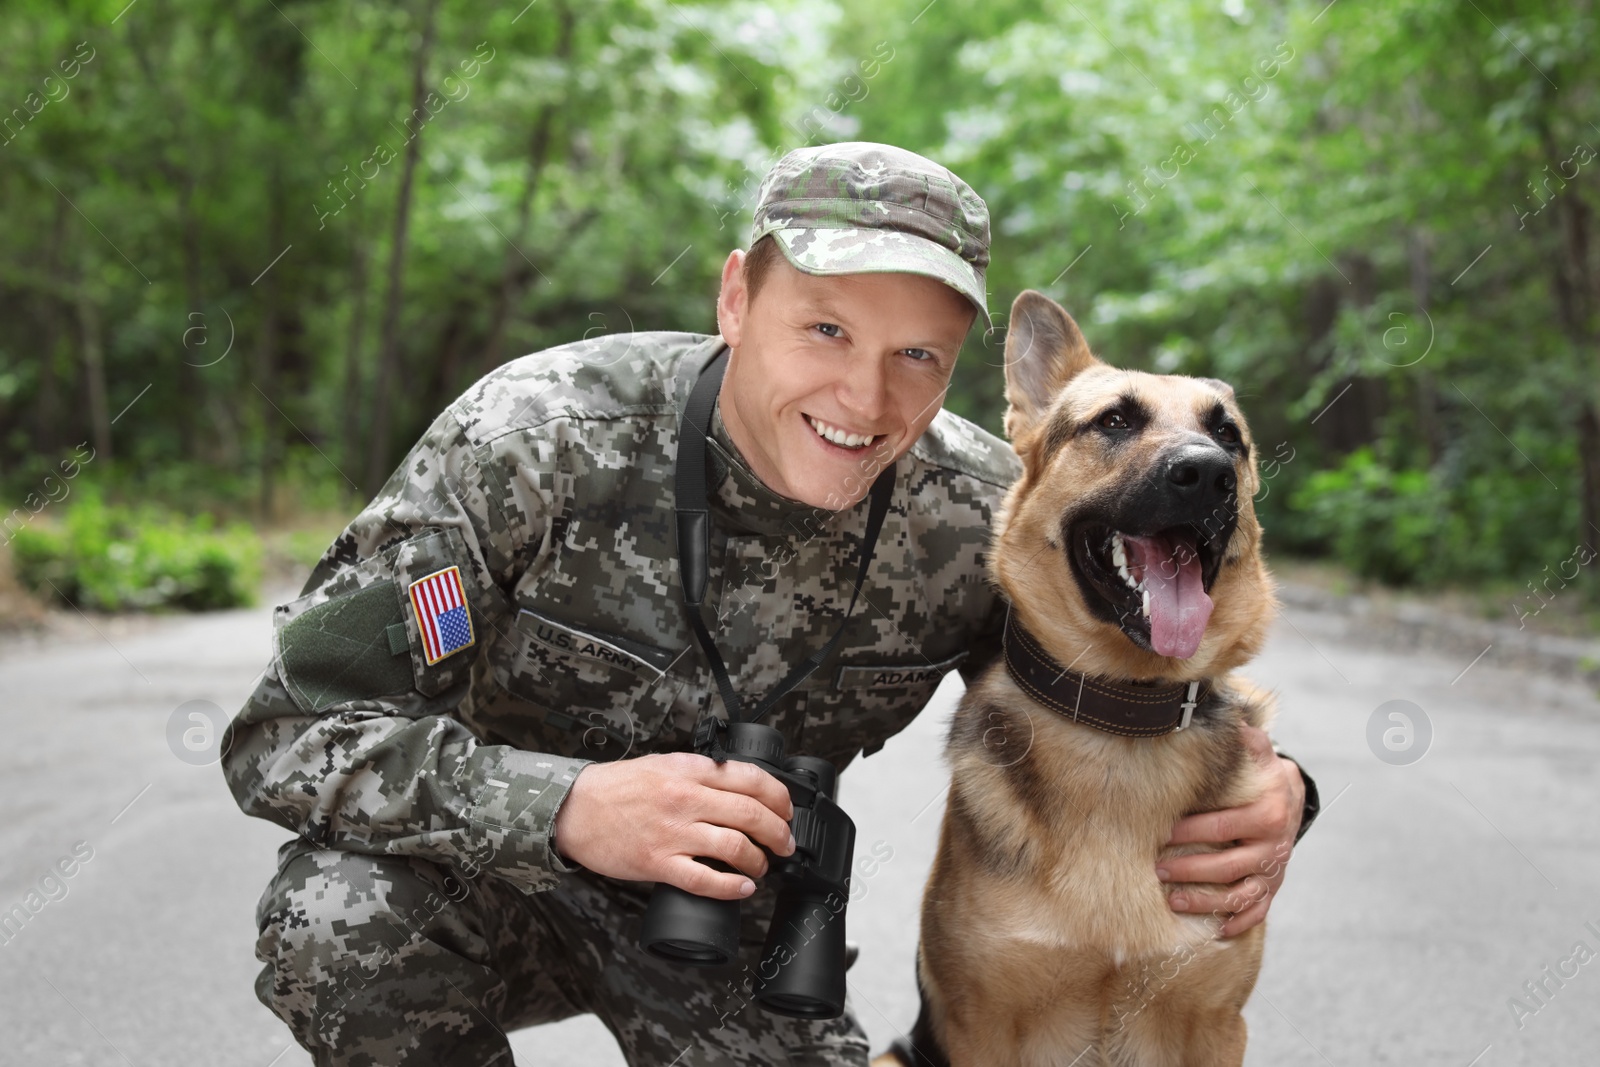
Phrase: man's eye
[
  {"left": 901, "top": 348, "right": 933, "bottom": 362},
  {"left": 814, "top": 323, "right": 843, "bottom": 338}
]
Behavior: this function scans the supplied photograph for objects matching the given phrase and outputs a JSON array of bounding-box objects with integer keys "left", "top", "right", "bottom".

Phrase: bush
[
  {"left": 1286, "top": 447, "right": 1577, "bottom": 587},
  {"left": 9, "top": 487, "right": 263, "bottom": 611}
]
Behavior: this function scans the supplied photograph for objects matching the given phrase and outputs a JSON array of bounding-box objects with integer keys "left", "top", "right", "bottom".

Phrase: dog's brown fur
[{"left": 874, "top": 292, "right": 1280, "bottom": 1067}]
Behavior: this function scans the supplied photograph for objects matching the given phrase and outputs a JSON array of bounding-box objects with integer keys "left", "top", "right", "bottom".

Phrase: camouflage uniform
[{"left": 222, "top": 328, "right": 1022, "bottom": 1065}]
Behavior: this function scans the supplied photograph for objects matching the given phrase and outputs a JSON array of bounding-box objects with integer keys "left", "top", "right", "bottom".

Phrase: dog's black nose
[{"left": 1165, "top": 445, "right": 1236, "bottom": 508}]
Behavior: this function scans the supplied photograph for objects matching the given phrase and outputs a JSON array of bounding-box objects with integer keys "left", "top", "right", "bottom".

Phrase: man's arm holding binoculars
[{"left": 553, "top": 752, "right": 799, "bottom": 898}]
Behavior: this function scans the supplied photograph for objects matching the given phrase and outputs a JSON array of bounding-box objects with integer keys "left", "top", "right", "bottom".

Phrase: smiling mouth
[
  {"left": 805, "top": 414, "right": 884, "bottom": 452},
  {"left": 1069, "top": 522, "right": 1227, "bottom": 660}
]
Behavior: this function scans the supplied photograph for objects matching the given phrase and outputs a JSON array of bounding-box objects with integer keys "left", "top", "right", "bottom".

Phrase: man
[{"left": 222, "top": 141, "right": 1318, "bottom": 1066}]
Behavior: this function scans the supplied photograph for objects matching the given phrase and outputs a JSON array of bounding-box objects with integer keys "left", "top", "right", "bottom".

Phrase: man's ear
[
  {"left": 716, "top": 249, "right": 749, "bottom": 348},
  {"left": 1003, "top": 290, "right": 1099, "bottom": 443}
]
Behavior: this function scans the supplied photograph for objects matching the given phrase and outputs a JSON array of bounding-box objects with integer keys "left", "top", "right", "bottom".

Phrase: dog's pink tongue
[{"left": 1124, "top": 533, "right": 1213, "bottom": 659}]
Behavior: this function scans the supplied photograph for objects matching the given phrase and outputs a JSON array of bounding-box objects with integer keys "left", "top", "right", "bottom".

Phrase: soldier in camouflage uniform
[{"left": 222, "top": 142, "right": 1319, "bottom": 1066}]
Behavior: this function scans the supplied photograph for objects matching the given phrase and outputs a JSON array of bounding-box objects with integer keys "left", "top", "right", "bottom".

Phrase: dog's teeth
[
  {"left": 1118, "top": 562, "right": 1142, "bottom": 593},
  {"left": 1142, "top": 588, "right": 1151, "bottom": 617},
  {"left": 1112, "top": 534, "right": 1146, "bottom": 593}
]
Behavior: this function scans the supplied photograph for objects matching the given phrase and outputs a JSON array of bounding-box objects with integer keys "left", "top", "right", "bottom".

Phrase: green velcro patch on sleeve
[
  {"left": 386, "top": 623, "right": 410, "bottom": 657},
  {"left": 280, "top": 581, "right": 416, "bottom": 714}
]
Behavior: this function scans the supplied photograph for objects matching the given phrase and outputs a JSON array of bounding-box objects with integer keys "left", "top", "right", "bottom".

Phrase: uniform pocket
[
  {"left": 494, "top": 608, "right": 681, "bottom": 759},
  {"left": 273, "top": 526, "right": 503, "bottom": 714},
  {"left": 276, "top": 580, "right": 414, "bottom": 714},
  {"left": 801, "top": 650, "right": 967, "bottom": 765}
]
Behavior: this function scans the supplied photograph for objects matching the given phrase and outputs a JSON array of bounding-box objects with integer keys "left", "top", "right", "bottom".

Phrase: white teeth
[
  {"left": 807, "top": 415, "right": 875, "bottom": 450},
  {"left": 1112, "top": 532, "right": 1142, "bottom": 594},
  {"left": 1142, "top": 587, "right": 1151, "bottom": 618}
]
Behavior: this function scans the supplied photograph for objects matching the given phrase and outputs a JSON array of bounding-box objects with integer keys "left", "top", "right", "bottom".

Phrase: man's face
[{"left": 715, "top": 248, "right": 976, "bottom": 510}]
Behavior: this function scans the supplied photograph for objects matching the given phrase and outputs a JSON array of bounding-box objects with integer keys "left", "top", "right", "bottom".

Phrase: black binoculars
[{"left": 638, "top": 721, "right": 856, "bottom": 1018}]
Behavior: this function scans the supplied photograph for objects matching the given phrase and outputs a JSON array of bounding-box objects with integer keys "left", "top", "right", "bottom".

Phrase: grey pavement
[{"left": 0, "top": 589, "right": 1597, "bottom": 1065}]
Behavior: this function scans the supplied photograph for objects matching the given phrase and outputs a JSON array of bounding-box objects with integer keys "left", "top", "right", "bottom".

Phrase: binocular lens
[
  {"left": 639, "top": 872, "right": 742, "bottom": 967},
  {"left": 648, "top": 939, "right": 731, "bottom": 965},
  {"left": 757, "top": 992, "right": 836, "bottom": 1018},
  {"left": 753, "top": 889, "right": 849, "bottom": 1018}
]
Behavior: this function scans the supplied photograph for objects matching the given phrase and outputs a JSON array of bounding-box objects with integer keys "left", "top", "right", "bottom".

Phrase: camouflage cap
[{"left": 751, "top": 142, "right": 991, "bottom": 324}]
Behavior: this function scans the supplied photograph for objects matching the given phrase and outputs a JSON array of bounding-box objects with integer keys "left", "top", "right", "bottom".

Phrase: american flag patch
[{"left": 407, "top": 566, "right": 477, "bottom": 666}]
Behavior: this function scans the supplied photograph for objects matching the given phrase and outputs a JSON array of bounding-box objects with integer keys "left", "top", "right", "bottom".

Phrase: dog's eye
[
  {"left": 1097, "top": 411, "right": 1130, "bottom": 430},
  {"left": 1214, "top": 423, "right": 1240, "bottom": 445}
]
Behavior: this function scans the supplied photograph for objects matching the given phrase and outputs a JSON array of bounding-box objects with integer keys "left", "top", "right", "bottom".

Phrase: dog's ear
[
  {"left": 1003, "top": 290, "right": 1099, "bottom": 442},
  {"left": 1192, "top": 376, "right": 1235, "bottom": 401}
]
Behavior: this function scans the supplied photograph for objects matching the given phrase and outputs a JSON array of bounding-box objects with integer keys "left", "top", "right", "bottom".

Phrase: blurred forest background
[{"left": 1, "top": 0, "right": 1597, "bottom": 621}]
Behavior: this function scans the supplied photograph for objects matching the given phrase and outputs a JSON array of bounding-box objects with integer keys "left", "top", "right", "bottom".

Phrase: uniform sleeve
[
  {"left": 1270, "top": 744, "right": 1322, "bottom": 845},
  {"left": 957, "top": 584, "right": 1008, "bottom": 688},
  {"left": 220, "top": 406, "right": 593, "bottom": 894}
]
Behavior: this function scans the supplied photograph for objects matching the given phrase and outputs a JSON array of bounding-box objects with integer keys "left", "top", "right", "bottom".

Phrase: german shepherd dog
[{"left": 874, "top": 291, "right": 1278, "bottom": 1067}]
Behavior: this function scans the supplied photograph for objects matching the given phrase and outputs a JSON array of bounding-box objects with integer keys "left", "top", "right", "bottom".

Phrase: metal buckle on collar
[{"left": 1176, "top": 681, "right": 1200, "bottom": 731}]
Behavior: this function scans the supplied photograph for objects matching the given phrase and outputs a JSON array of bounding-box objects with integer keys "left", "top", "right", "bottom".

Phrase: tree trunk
[
  {"left": 1302, "top": 265, "right": 1383, "bottom": 457},
  {"left": 477, "top": 106, "right": 556, "bottom": 377},
  {"left": 1580, "top": 405, "right": 1600, "bottom": 596},
  {"left": 37, "top": 197, "right": 70, "bottom": 458},
  {"left": 257, "top": 157, "right": 286, "bottom": 522},
  {"left": 37, "top": 309, "right": 62, "bottom": 459},
  {"left": 1537, "top": 124, "right": 1600, "bottom": 600},
  {"left": 177, "top": 171, "right": 206, "bottom": 456},
  {"left": 429, "top": 298, "right": 472, "bottom": 401},
  {"left": 340, "top": 199, "right": 372, "bottom": 480},
  {"left": 75, "top": 287, "right": 111, "bottom": 463},
  {"left": 1407, "top": 226, "right": 1442, "bottom": 466},
  {"left": 365, "top": 0, "right": 441, "bottom": 496},
  {"left": 478, "top": 1, "right": 575, "bottom": 379}
]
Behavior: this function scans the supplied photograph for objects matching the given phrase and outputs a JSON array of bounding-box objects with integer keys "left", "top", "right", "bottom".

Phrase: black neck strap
[{"left": 675, "top": 348, "right": 896, "bottom": 759}]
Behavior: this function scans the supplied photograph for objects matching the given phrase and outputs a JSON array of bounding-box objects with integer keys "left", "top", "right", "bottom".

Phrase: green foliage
[
  {"left": 0, "top": 0, "right": 1595, "bottom": 602},
  {"left": 1287, "top": 449, "right": 1447, "bottom": 585},
  {"left": 10, "top": 487, "right": 263, "bottom": 611},
  {"left": 0, "top": 447, "right": 357, "bottom": 527},
  {"left": 841, "top": 0, "right": 1598, "bottom": 592},
  {"left": 1286, "top": 448, "right": 1578, "bottom": 587}
]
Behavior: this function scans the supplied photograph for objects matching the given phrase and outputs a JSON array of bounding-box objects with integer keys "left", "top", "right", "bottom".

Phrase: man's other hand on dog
[{"left": 1157, "top": 723, "right": 1306, "bottom": 937}]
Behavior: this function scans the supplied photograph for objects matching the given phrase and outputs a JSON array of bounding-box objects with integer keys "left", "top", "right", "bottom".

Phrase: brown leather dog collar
[{"left": 1002, "top": 611, "right": 1210, "bottom": 737}]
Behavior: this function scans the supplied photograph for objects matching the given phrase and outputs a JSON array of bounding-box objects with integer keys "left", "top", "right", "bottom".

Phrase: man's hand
[
  {"left": 550, "top": 752, "right": 798, "bottom": 899},
  {"left": 1155, "top": 723, "right": 1305, "bottom": 938}
]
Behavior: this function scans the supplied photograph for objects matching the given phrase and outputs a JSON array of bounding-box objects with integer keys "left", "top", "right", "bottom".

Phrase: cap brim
[{"left": 770, "top": 227, "right": 989, "bottom": 327}]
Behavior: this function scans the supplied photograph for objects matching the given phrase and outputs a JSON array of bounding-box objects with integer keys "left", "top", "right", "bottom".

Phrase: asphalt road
[{"left": 1, "top": 591, "right": 1597, "bottom": 1066}]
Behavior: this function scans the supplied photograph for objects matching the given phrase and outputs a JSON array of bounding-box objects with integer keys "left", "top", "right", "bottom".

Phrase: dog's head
[{"left": 992, "top": 291, "right": 1275, "bottom": 680}]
